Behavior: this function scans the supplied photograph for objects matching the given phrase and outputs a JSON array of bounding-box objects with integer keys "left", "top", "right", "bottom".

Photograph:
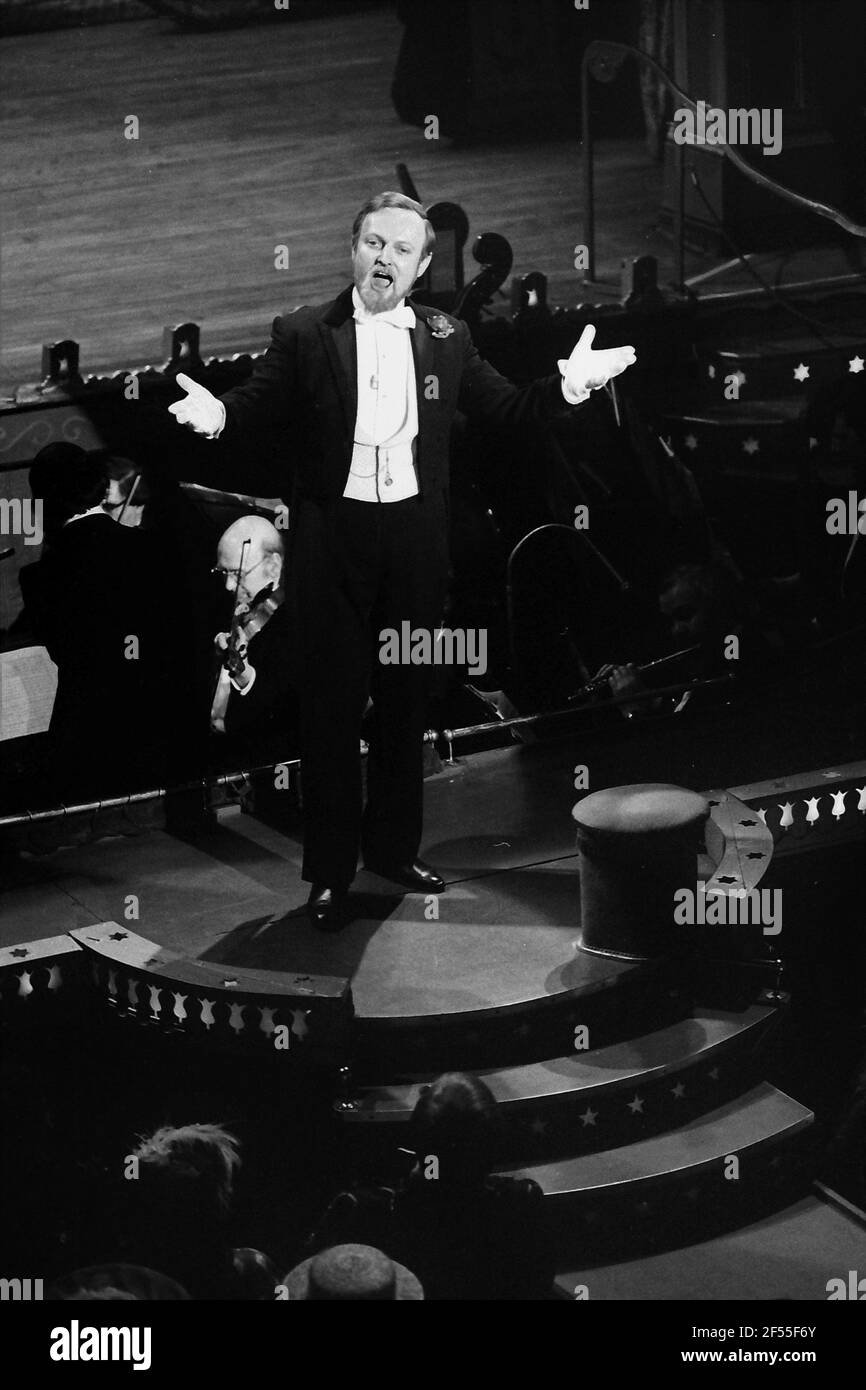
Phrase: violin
[{"left": 218, "top": 587, "right": 283, "bottom": 682}]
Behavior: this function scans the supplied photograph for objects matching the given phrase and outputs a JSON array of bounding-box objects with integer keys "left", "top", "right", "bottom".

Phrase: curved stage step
[
  {"left": 501, "top": 1083, "right": 815, "bottom": 1262},
  {"left": 341, "top": 1005, "right": 779, "bottom": 1159},
  {"left": 352, "top": 935, "right": 693, "bottom": 1074}
]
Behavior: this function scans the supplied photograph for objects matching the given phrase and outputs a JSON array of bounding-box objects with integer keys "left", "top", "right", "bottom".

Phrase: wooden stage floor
[{"left": 0, "top": 7, "right": 737, "bottom": 398}]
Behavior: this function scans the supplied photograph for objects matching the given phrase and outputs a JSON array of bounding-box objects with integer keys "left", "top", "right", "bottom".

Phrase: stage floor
[
  {"left": 554, "top": 1193, "right": 866, "bottom": 1300},
  {"left": 4, "top": 9, "right": 862, "bottom": 397},
  {"left": 3, "top": 692, "right": 862, "bottom": 1022},
  {"left": 2, "top": 742, "right": 599, "bottom": 1022}
]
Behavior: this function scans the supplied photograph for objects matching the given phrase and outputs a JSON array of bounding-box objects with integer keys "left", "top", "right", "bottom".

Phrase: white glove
[
  {"left": 168, "top": 371, "right": 226, "bottom": 438},
  {"left": 559, "top": 324, "right": 636, "bottom": 404}
]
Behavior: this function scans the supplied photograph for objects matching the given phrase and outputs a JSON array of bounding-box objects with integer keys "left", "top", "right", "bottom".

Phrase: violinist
[
  {"left": 596, "top": 556, "right": 785, "bottom": 722},
  {"left": 102, "top": 455, "right": 149, "bottom": 529},
  {"left": 210, "top": 515, "right": 296, "bottom": 746}
]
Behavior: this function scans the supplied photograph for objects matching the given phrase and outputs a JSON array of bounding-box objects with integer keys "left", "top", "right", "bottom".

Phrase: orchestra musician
[
  {"left": 210, "top": 514, "right": 295, "bottom": 743},
  {"left": 169, "top": 191, "right": 636, "bottom": 929},
  {"left": 20, "top": 445, "right": 167, "bottom": 802},
  {"left": 103, "top": 455, "right": 148, "bottom": 529}
]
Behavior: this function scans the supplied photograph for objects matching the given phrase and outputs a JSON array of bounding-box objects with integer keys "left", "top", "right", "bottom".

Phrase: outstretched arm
[
  {"left": 457, "top": 320, "right": 636, "bottom": 427},
  {"left": 168, "top": 371, "right": 225, "bottom": 437},
  {"left": 559, "top": 324, "right": 636, "bottom": 402},
  {"left": 167, "top": 315, "right": 299, "bottom": 439}
]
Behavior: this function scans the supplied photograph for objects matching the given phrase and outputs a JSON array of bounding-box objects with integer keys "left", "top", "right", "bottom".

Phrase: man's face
[
  {"left": 352, "top": 207, "right": 431, "bottom": 314},
  {"left": 660, "top": 579, "right": 707, "bottom": 645},
  {"left": 217, "top": 541, "right": 279, "bottom": 607}
]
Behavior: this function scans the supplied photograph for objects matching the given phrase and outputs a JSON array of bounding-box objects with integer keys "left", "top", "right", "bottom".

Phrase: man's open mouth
[{"left": 372, "top": 270, "right": 393, "bottom": 286}]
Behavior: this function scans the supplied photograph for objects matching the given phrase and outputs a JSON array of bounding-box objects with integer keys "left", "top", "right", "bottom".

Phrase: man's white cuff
[
  {"left": 559, "top": 375, "right": 592, "bottom": 406},
  {"left": 207, "top": 401, "right": 227, "bottom": 439}
]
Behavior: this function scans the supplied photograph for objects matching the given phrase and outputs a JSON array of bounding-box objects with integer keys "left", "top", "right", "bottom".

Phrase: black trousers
[{"left": 290, "top": 493, "right": 450, "bottom": 886}]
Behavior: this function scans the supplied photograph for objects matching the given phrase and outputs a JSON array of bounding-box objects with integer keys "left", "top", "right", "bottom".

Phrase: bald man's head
[{"left": 216, "top": 514, "right": 284, "bottom": 603}]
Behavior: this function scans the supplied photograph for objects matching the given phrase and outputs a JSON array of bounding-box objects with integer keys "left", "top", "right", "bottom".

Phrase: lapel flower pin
[{"left": 427, "top": 313, "right": 455, "bottom": 339}]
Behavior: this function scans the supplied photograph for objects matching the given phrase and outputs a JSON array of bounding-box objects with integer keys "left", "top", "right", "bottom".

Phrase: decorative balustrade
[
  {"left": 70, "top": 922, "right": 353, "bottom": 1067},
  {"left": 0, "top": 934, "right": 87, "bottom": 1030},
  {"left": 727, "top": 762, "right": 866, "bottom": 855}
]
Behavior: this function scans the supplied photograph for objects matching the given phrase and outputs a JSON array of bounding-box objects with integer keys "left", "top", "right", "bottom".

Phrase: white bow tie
[{"left": 353, "top": 302, "right": 415, "bottom": 329}]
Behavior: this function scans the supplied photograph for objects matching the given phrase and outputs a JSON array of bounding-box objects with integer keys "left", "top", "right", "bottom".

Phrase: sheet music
[{"left": 0, "top": 644, "right": 57, "bottom": 741}]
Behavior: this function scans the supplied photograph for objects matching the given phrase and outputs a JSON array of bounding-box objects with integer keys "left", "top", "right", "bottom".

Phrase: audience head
[
  {"left": 49, "top": 1263, "right": 190, "bottom": 1301},
  {"left": 232, "top": 1247, "right": 281, "bottom": 1301},
  {"left": 410, "top": 1071, "right": 504, "bottom": 1187},
  {"left": 282, "top": 1244, "right": 423, "bottom": 1300},
  {"left": 117, "top": 1122, "right": 242, "bottom": 1298},
  {"left": 216, "top": 514, "right": 284, "bottom": 605},
  {"left": 131, "top": 1120, "right": 241, "bottom": 1216}
]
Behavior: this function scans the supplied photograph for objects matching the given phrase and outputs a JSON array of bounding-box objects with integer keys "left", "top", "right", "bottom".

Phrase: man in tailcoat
[{"left": 170, "top": 191, "right": 635, "bottom": 926}]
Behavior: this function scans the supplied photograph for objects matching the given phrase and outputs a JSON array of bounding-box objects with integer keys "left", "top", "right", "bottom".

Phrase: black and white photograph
[{"left": 0, "top": 0, "right": 864, "bottom": 1352}]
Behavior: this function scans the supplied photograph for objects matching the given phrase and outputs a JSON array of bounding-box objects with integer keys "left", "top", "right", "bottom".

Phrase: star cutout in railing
[
  {"left": 684, "top": 433, "right": 698, "bottom": 451},
  {"left": 627, "top": 1095, "right": 644, "bottom": 1114},
  {"left": 793, "top": 363, "right": 810, "bottom": 382},
  {"left": 671, "top": 1082, "right": 686, "bottom": 1099},
  {"left": 580, "top": 1106, "right": 598, "bottom": 1127},
  {"left": 742, "top": 437, "right": 759, "bottom": 455},
  {"left": 9, "top": 947, "right": 29, "bottom": 959},
  {"left": 849, "top": 356, "right": 864, "bottom": 374}
]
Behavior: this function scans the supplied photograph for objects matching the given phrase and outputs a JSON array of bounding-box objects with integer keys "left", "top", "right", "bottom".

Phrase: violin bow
[
  {"left": 117, "top": 472, "right": 141, "bottom": 525},
  {"left": 226, "top": 537, "right": 251, "bottom": 654},
  {"left": 210, "top": 537, "right": 251, "bottom": 724}
]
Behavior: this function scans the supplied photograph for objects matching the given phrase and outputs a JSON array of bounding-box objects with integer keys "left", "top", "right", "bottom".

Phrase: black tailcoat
[{"left": 219, "top": 288, "right": 579, "bottom": 883}]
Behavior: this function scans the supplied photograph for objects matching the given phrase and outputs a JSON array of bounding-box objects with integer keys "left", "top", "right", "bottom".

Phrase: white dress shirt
[
  {"left": 204, "top": 292, "right": 588, "bottom": 466},
  {"left": 342, "top": 288, "right": 419, "bottom": 502}
]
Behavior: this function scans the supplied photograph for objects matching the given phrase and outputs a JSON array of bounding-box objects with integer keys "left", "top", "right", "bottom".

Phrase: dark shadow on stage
[{"left": 197, "top": 890, "right": 407, "bottom": 976}]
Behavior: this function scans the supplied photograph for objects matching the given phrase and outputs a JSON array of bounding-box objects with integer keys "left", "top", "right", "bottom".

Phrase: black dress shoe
[
  {"left": 363, "top": 857, "right": 445, "bottom": 893},
  {"left": 307, "top": 884, "right": 348, "bottom": 931}
]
